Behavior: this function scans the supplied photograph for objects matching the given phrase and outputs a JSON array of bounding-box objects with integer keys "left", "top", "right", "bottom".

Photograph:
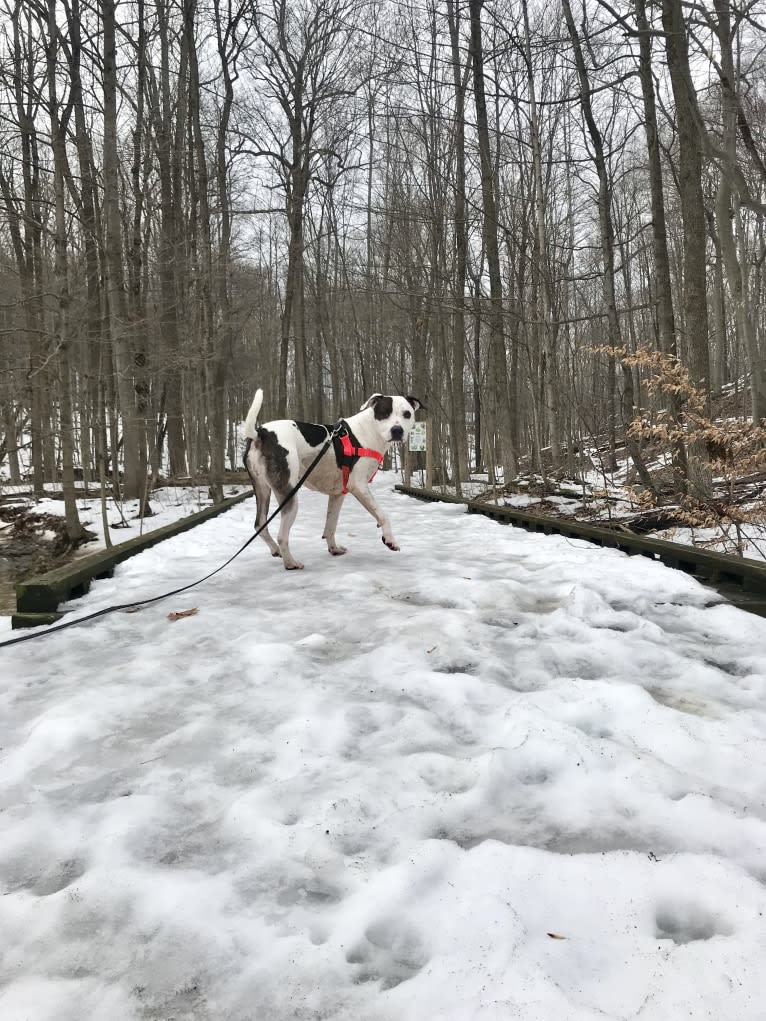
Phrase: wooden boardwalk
[
  {"left": 11, "top": 491, "right": 252, "bottom": 629},
  {"left": 395, "top": 484, "right": 766, "bottom": 618}
]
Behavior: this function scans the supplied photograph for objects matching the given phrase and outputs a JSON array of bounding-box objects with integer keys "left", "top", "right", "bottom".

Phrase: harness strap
[{"left": 333, "top": 421, "right": 384, "bottom": 494}]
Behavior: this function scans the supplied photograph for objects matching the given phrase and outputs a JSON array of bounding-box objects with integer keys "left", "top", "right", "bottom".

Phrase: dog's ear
[
  {"left": 360, "top": 393, "right": 385, "bottom": 411},
  {"left": 406, "top": 395, "right": 425, "bottom": 412}
]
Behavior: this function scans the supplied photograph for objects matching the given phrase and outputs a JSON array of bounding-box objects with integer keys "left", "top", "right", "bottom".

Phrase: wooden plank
[
  {"left": 11, "top": 611, "right": 65, "bottom": 629},
  {"left": 394, "top": 484, "right": 465, "bottom": 505},
  {"left": 15, "top": 490, "right": 252, "bottom": 616}
]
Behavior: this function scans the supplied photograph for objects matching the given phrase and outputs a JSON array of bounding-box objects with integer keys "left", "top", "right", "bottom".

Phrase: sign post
[
  {"left": 408, "top": 421, "right": 427, "bottom": 452},
  {"left": 407, "top": 421, "right": 431, "bottom": 490}
]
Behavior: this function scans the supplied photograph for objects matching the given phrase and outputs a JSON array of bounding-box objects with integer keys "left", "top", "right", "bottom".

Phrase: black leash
[{"left": 0, "top": 426, "right": 341, "bottom": 650}]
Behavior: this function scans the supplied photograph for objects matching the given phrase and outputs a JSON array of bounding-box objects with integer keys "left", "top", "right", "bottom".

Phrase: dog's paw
[
  {"left": 382, "top": 536, "right": 400, "bottom": 551},
  {"left": 285, "top": 561, "right": 305, "bottom": 570},
  {"left": 328, "top": 545, "right": 348, "bottom": 556}
]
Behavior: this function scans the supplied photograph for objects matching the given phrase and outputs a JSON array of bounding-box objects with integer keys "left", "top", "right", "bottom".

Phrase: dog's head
[{"left": 359, "top": 394, "right": 424, "bottom": 444}]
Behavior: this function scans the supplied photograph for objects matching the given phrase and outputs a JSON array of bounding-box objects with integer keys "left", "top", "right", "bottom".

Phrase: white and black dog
[{"left": 243, "top": 390, "right": 423, "bottom": 569}]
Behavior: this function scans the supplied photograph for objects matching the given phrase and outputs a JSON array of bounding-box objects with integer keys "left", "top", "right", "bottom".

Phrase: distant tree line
[{"left": 1, "top": 0, "right": 765, "bottom": 537}]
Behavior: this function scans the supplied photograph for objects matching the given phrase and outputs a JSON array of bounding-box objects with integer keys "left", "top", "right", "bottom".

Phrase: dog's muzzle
[{"left": 390, "top": 425, "right": 404, "bottom": 441}]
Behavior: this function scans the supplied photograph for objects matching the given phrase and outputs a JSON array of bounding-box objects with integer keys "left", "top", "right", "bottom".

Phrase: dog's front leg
[
  {"left": 322, "top": 493, "right": 347, "bottom": 555},
  {"left": 346, "top": 473, "right": 399, "bottom": 551}
]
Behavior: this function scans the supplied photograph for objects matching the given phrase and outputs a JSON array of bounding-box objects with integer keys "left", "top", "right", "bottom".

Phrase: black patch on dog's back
[
  {"left": 372, "top": 396, "right": 393, "bottom": 421},
  {"left": 295, "top": 421, "right": 330, "bottom": 447},
  {"left": 243, "top": 437, "right": 252, "bottom": 467},
  {"left": 257, "top": 426, "right": 291, "bottom": 492}
]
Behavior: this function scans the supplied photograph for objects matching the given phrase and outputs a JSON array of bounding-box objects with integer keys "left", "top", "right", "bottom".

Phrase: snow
[{"left": 2, "top": 476, "right": 766, "bottom": 1020}]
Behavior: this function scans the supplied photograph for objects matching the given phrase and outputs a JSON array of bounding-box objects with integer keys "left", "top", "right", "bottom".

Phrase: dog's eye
[{"left": 403, "top": 411, "right": 412, "bottom": 419}]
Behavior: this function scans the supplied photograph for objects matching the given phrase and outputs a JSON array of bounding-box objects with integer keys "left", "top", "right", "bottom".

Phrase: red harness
[{"left": 334, "top": 424, "right": 384, "bottom": 494}]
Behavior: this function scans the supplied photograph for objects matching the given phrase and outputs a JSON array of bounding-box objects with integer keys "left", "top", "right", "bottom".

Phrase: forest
[{"left": 1, "top": 0, "right": 765, "bottom": 543}]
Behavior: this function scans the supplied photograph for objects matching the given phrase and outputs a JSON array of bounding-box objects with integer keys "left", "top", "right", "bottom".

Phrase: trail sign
[{"left": 408, "top": 421, "right": 427, "bottom": 452}]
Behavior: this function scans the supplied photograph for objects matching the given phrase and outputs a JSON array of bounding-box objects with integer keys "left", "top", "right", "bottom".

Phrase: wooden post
[{"left": 425, "top": 420, "right": 433, "bottom": 490}]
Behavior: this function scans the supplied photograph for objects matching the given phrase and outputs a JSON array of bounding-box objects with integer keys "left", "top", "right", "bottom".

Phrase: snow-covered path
[{"left": 2, "top": 477, "right": 766, "bottom": 1020}]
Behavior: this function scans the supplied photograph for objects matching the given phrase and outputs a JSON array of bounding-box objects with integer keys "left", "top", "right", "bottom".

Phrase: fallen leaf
[
  {"left": 125, "top": 607, "right": 142, "bottom": 614},
  {"left": 167, "top": 607, "right": 199, "bottom": 622},
  {"left": 427, "top": 646, "right": 437, "bottom": 654},
  {"left": 547, "top": 932, "right": 568, "bottom": 940}
]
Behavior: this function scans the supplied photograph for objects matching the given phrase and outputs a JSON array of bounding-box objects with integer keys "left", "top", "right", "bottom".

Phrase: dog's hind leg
[
  {"left": 244, "top": 437, "right": 281, "bottom": 558},
  {"left": 273, "top": 491, "right": 303, "bottom": 569},
  {"left": 322, "top": 493, "right": 347, "bottom": 555},
  {"left": 254, "top": 477, "right": 281, "bottom": 558}
]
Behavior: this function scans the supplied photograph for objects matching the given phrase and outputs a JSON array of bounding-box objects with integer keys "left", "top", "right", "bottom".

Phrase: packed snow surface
[{"left": 1, "top": 477, "right": 765, "bottom": 1020}]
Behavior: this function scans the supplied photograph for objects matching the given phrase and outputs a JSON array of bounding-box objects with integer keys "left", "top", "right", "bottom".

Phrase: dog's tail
[{"left": 244, "top": 388, "right": 264, "bottom": 440}]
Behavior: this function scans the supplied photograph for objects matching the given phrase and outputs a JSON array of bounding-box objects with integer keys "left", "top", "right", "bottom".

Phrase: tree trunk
[
  {"left": 103, "top": 0, "right": 145, "bottom": 499},
  {"left": 563, "top": 0, "right": 655, "bottom": 492},
  {"left": 446, "top": 0, "right": 470, "bottom": 491},
  {"left": 712, "top": 0, "right": 766, "bottom": 420},
  {"left": 155, "top": 0, "right": 188, "bottom": 477},
  {"left": 522, "top": 0, "right": 559, "bottom": 471},
  {"left": 45, "top": 0, "right": 87, "bottom": 540},
  {"left": 66, "top": 0, "right": 104, "bottom": 497},
  {"left": 469, "top": 0, "right": 515, "bottom": 482},
  {"left": 634, "top": 0, "right": 688, "bottom": 490},
  {"left": 661, "top": 0, "right": 711, "bottom": 497}
]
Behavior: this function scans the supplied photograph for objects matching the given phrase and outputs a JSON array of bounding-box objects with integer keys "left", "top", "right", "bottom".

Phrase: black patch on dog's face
[
  {"left": 295, "top": 421, "right": 328, "bottom": 447},
  {"left": 372, "top": 396, "right": 394, "bottom": 421},
  {"left": 257, "top": 426, "right": 291, "bottom": 492}
]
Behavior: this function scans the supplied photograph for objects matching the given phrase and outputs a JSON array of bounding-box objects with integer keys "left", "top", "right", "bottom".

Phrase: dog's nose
[{"left": 391, "top": 425, "right": 404, "bottom": 441}]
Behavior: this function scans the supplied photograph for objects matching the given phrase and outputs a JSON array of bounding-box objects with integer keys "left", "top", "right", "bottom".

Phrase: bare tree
[
  {"left": 103, "top": 0, "right": 148, "bottom": 500},
  {"left": 562, "top": 0, "right": 654, "bottom": 490},
  {"left": 708, "top": 0, "right": 766, "bottom": 420},
  {"left": 0, "top": 1, "right": 47, "bottom": 494},
  {"left": 43, "top": 0, "right": 89, "bottom": 539},
  {"left": 446, "top": 0, "right": 470, "bottom": 487},
  {"left": 243, "top": 0, "right": 363, "bottom": 418},
  {"left": 469, "top": 0, "right": 515, "bottom": 482},
  {"left": 660, "top": 0, "right": 712, "bottom": 496}
]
